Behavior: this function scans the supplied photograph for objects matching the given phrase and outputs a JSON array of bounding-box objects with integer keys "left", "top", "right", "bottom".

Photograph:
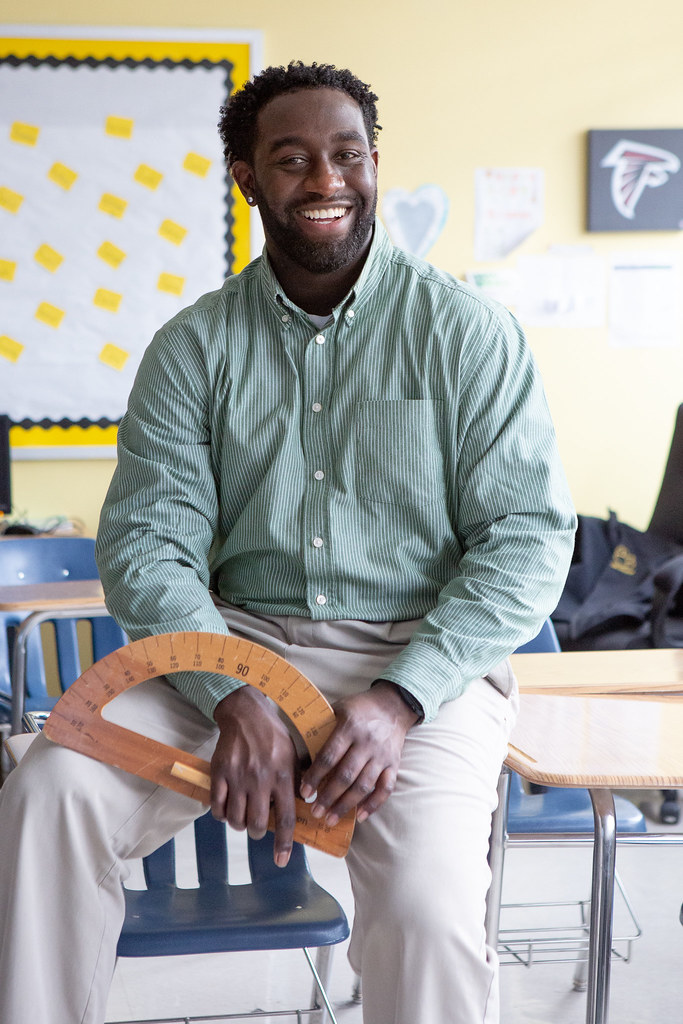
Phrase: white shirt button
[
  {"left": 346, "top": 309, "right": 355, "bottom": 319},
  {"left": 312, "top": 537, "right": 324, "bottom": 548},
  {"left": 281, "top": 313, "right": 291, "bottom": 323},
  {"left": 314, "top": 469, "right": 325, "bottom": 480},
  {"left": 311, "top": 402, "right": 322, "bottom": 413},
  {"left": 315, "top": 334, "right": 325, "bottom": 345},
  {"left": 316, "top": 594, "right": 327, "bottom": 605}
]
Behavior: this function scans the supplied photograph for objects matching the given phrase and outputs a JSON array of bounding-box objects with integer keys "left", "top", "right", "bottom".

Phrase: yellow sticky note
[
  {"left": 157, "top": 273, "right": 185, "bottom": 296},
  {"left": 159, "top": 219, "right": 188, "bottom": 245},
  {"left": 0, "top": 335, "right": 23, "bottom": 362},
  {"left": 10, "top": 121, "right": 40, "bottom": 146},
  {"left": 0, "top": 260, "right": 17, "bottom": 282},
  {"left": 97, "top": 241, "right": 126, "bottom": 268},
  {"left": 99, "top": 343, "right": 130, "bottom": 371},
  {"left": 134, "top": 164, "right": 163, "bottom": 190},
  {"left": 105, "top": 115, "right": 134, "bottom": 139},
  {"left": 99, "top": 193, "right": 128, "bottom": 219},
  {"left": 48, "top": 162, "right": 78, "bottom": 190},
  {"left": 35, "top": 302, "right": 65, "bottom": 329},
  {"left": 183, "top": 152, "right": 211, "bottom": 177},
  {"left": 94, "top": 288, "right": 122, "bottom": 313},
  {"left": 34, "top": 244, "right": 64, "bottom": 273},
  {"left": 0, "top": 187, "right": 23, "bottom": 213}
]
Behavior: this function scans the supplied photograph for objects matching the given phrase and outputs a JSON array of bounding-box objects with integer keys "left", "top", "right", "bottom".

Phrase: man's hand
[
  {"left": 211, "top": 686, "right": 298, "bottom": 867},
  {"left": 299, "top": 681, "right": 419, "bottom": 828}
]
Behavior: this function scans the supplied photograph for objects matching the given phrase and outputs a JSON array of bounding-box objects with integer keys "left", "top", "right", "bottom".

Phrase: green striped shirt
[{"left": 96, "top": 221, "right": 576, "bottom": 722}]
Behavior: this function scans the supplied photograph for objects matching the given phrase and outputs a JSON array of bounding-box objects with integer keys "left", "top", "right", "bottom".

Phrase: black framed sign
[{"left": 588, "top": 129, "right": 683, "bottom": 232}]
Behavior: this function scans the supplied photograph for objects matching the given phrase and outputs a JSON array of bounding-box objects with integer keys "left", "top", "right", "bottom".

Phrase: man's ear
[{"left": 231, "top": 160, "right": 256, "bottom": 205}]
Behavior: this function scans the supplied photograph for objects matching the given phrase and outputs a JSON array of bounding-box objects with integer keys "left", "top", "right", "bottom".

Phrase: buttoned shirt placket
[{"left": 277, "top": 298, "right": 340, "bottom": 619}]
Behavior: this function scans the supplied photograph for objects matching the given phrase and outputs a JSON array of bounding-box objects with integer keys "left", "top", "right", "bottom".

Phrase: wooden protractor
[{"left": 43, "top": 631, "right": 355, "bottom": 857}]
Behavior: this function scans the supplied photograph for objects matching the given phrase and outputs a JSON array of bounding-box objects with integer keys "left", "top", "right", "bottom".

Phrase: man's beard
[{"left": 254, "top": 189, "right": 377, "bottom": 274}]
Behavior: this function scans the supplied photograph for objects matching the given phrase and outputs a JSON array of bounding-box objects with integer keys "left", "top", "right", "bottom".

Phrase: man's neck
[{"left": 266, "top": 242, "right": 371, "bottom": 317}]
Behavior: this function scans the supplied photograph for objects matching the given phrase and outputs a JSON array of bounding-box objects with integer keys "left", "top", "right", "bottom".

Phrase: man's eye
[
  {"left": 280, "top": 155, "right": 306, "bottom": 166},
  {"left": 338, "top": 151, "right": 361, "bottom": 161}
]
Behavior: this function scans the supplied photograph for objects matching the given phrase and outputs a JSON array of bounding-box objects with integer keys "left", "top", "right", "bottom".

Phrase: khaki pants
[{"left": 0, "top": 607, "right": 518, "bottom": 1024}]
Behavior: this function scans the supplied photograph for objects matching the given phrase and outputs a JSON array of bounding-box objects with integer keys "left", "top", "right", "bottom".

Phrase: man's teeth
[{"left": 301, "top": 208, "right": 348, "bottom": 220}]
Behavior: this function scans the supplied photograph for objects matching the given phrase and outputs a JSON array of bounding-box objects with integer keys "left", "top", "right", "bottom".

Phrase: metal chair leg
[
  {"left": 585, "top": 788, "right": 616, "bottom": 1024},
  {"left": 305, "top": 945, "right": 338, "bottom": 1024}
]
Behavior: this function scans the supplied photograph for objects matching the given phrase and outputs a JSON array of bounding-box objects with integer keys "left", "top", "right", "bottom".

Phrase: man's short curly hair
[{"left": 218, "top": 60, "right": 381, "bottom": 167}]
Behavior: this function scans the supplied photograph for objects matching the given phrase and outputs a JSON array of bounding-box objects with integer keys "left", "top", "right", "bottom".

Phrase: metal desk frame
[{"left": 487, "top": 766, "right": 683, "bottom": 1024}]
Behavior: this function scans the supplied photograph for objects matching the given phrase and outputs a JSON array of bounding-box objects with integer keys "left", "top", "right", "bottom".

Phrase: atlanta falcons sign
[
  {"left": 601, "top": 140, "right": 680, "bottom": 219},
  {"left": 588, "top": 129, "right": 683, "bottom": 231}
]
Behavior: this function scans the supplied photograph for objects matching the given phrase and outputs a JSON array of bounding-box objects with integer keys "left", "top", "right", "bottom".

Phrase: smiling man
[
  {"left": 0, "top": 62, "right": 576, "bottom": 1024},
  {"left": 235, "top": 86, "right": 379, "bottom": 303}
]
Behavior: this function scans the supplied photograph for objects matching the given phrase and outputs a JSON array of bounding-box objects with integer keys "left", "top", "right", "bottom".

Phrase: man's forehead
[{"left": 255, "top": 87, "right": 369, "bottom": 147}]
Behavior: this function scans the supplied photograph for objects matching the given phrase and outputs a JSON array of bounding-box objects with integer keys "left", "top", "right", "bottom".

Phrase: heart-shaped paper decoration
[{"left": 382, "top": 185, "right": 449, "bottom": 258}]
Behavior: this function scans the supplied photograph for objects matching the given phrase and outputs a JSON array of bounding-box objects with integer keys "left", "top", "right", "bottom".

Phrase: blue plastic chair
[
  {"left": 0, "top": 537, "right": 126, "bottom": 728},
  {"left": 514, "top": 618, "right": 563, "bottom": 657},
  {"left": 114, "top": 812, "right": 349, "bottom": 1024}
]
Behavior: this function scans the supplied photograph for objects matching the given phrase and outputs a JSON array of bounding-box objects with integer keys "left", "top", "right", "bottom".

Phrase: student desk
[
  {"left": 502, "top": 650, "right": 683, "bottom": 1024},
  {"left": 0, "top": 579, "right": 107, "bottom": 734}
]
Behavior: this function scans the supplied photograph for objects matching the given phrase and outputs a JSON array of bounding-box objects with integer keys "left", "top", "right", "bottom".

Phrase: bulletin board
[{"left": 0, "top": 26, "right": 261, "bottom": 459}]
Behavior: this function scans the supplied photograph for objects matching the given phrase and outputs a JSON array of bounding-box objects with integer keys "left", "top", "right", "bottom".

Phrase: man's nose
[{"left": 304, "top": 157, "right": 344, "bottom": 196}]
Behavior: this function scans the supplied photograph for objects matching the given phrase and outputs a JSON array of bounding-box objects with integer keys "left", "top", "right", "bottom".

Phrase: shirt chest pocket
[{"left": 355, "top": 400, "right": 445, "bottom": 507}]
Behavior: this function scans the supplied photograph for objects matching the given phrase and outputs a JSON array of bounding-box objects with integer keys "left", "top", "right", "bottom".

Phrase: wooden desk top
[
  {"left": 0, "top": 579, "right": 104, "bottom": 611},
  {"left": 508, "top": 693, "right": 683, "bottom": 789},
  {"left": 510, "top": 648, "right": 683, "bottom": 696}
]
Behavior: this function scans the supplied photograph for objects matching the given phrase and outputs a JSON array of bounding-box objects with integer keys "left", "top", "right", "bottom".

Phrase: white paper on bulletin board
[
  {"left": 0, "top": 26, "right": 261, "bottom": 459},
  {"left": 608, "top": 251, "right": 681, "bottom": 349},
  {"left": 516, "top": 247, "right": 606, "bottom": 328}
]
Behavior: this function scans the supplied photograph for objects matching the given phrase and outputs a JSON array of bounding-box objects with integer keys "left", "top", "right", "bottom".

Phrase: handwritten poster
[{"left": 474, "top": 167, "right": 544, "bottom": 261}]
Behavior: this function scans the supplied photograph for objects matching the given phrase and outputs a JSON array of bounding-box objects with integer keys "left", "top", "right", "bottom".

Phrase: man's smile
[{"left": 299, "top": 207, "right": 351, "bottom": 221}]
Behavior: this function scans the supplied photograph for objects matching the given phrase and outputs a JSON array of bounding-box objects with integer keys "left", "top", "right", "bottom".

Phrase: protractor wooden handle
[{"left": 43, "top": 632, "right": 355, "bottom": 857}]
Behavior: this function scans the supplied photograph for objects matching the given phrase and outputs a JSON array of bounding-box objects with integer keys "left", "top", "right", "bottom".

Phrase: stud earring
[{"left": 247, "top": 196, "right": 255, "bottom": 205}]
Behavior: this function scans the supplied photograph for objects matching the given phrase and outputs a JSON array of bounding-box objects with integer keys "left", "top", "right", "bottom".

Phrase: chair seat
[
  {"left": 508, "top": 783, "right": 646, "bottom": 834},
  {"left": 119, "top": 869, "right": 349, "bottom": 958}
]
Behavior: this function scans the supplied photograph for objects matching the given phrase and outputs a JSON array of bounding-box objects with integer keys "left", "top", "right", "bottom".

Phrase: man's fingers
[
  {"left": 210, "top": 775, "right": 230, "bottom": 822},
  {"left": 355, "top": 766, "right": 397, "bottom": 822},
  {"left": 271, "top": 788, "right": 297, "bottom": 868},
  {"left": 310, "top": 751, "right": 385, "bottom": 823},
  {"left": 300, "top": 732, "right": 351, "bottom": 799}
]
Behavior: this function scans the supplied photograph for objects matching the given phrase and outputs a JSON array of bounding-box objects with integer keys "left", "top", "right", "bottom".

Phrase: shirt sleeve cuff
[
  {"left": 374, "top": 638, "right": 465, "bottom": 723},
  {"left": 166, "top": 669, "right": 247, "bottom": 722}
]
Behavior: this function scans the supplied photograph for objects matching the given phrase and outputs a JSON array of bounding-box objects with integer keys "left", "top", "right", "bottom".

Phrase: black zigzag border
[{"left": 11, "top": 417, "right": 120, "bottom": 430}]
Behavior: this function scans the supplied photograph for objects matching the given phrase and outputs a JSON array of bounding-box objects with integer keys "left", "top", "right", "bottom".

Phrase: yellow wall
[{"left": 6, "top": 0, "right": 683, "bottom": 534}]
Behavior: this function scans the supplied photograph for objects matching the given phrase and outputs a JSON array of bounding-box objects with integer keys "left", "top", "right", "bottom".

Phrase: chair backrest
[
  {"left": 120, "top": 811, "right": 350, "bottom": 959},
  {"left": 0, "top": 535, "right": 99, "bottom": 584},
  {"left": 140, "top": 812, "right": 311, "bottom": 891},
  {"left": 0, "top": 537, "right": 126, "bottom": 712},
  {"left": 514, "top": 618, "right": 561, "bottom": 655},
  {"left": 649, "top": 404, "right": 683, "bottom": 545}
]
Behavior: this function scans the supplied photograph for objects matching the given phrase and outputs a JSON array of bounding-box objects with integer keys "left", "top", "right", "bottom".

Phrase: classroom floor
[{"left": 105, "top": 790, "right": 683, "bottom": 1024}]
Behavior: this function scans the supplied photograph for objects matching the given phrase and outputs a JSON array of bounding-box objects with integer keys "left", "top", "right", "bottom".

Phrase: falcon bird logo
[{"left": 600, "top": 140, "right": 680, "bottom": 219}]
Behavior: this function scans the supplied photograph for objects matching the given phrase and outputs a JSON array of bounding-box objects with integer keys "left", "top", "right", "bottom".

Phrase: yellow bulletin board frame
[{"left": 1, "top": 26, "right": 262, "bottom": 460}]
